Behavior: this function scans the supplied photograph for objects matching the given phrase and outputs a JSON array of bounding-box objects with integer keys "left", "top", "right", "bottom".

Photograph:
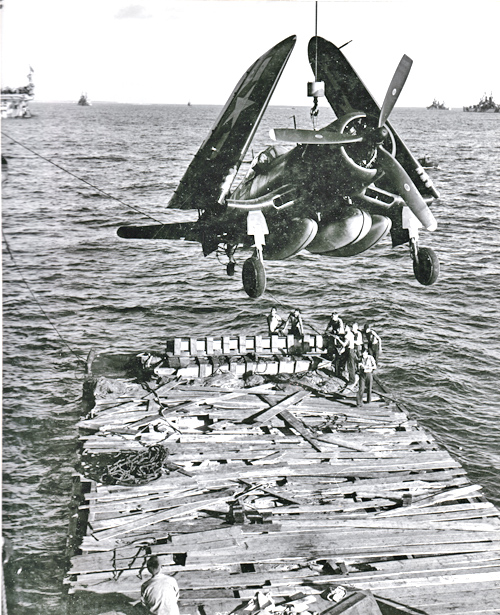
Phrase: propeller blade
[
  {"left": 378, "top": 54, "right": 412, "bottom": 128},
  {"left": 377, "top": 148, "right": 437, "bottom": 231},
  {"left": 270, "top": 128, "right": 363, "bottom": 145}
]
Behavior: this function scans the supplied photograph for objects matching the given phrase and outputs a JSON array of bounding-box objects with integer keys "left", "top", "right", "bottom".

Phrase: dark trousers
[
  {"left": 357, "top": 371, "right": 373, "bottom": 406},
  {"left": 344, "top": 348, "right": 356, "bottom": 384},
  {"left": 369, "top": 345, "right": 380, "bottom": 363}
]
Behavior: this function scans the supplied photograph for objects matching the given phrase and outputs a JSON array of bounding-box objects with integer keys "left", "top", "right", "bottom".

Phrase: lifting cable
[
  {"left": 1, "top": 130, "right": 170, "bottom": 365},
  {"left": 310, "top": 1, "right": 320, "bottom": 126},
  {"left": 2, "top": 229, "right": 85, "bottom": 363},
  {"left": 1, "top": 131, "right": 166, "bottom": 224}
]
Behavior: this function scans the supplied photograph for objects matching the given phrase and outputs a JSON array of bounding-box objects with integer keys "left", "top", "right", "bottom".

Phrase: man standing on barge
[{"left": 356, "top": 347, "right": 377, "bottom": 407}]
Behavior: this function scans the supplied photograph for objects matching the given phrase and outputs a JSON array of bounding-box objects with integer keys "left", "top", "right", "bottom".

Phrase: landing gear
[
  {"left": 410, "top": 238, "right": 439, "bottom": 286},
  {"left": 224, "top": 244, "right": 236, "bottom": 276},
  {"left": 242, "top": 254, "right": 266, "bottom": 298},
  {"left": 242, "top": 210, "right": 269, "bottom": 298}
]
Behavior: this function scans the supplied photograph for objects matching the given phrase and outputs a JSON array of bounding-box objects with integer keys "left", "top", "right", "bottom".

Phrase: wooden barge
[{"left": 66, "top": 334, "right": 500, "bottom": 615}]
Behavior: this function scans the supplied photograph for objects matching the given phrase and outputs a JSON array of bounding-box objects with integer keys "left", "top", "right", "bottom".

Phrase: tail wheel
[
  {"left": 413, "top": 247, "right": 439, "bottom": 286},
  {"left": 242, "top": 256, "right": 266, "bottom": 298}
]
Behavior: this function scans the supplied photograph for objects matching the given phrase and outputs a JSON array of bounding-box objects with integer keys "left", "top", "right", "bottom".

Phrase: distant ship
[
  {"left": 77, "top": 93, "right": 91, "bottom": 106},
  {"left": 463, "top": 93, "right": 500, "bottom": 113},
  {"left": 1, "top": 67, "right": 34, "bottom": 119},
  {"left": 427, "top": 99, "right": 449, "bottom": 110}
]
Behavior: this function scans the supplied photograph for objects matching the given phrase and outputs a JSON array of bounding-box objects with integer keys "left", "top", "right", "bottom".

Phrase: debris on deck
[{"left": 66, "top": 335, "right": 500, "bottom": 615}]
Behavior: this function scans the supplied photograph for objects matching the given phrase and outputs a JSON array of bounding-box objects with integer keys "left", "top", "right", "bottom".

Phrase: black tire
[
  {"left": 242, "top": 257, "right": 266, "bottom": 298},
  {"left": 413, "top": 247, "right": 439, "bottom": 286}
]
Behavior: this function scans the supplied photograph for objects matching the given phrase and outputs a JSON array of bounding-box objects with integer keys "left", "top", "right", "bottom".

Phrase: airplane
[{"left": 118, "top": 35, "right": 440, "bottom": 298}]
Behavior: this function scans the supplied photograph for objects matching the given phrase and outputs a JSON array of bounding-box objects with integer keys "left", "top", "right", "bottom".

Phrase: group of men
[
  {"left": 267, "top": 307, "right": 382, "bottom": 407},
  {"left": 324, "top": 312, "right": 381, "bottom": 407},
  {"left": 137, "top": 314, "right": 384, "bottom": 615}
]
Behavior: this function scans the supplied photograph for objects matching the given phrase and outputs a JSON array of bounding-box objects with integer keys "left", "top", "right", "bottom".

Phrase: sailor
[
  {"left": 325, "top": 312, "right": 345, "bottom": 336},
  {"left": 352, "top": 323, "right": 363, "bottom": 360},
  {"left": 267, "top": 307, "right": 286, "bottom": 336},
  {"left": 286, "top": 309, "right": 304, "bottom": 340},
  {"left": 356, "top": 347, "right": 377, "bottom": 407},
  {"left": 340, "top": 325, "right": 356, "bottom": 385},
  {"left": 324, "top": 312, "right": 345, "bottom": 374},
  {"left": 363, "top": 324, "right": 382, "bottom": 363},
  {"left": 141, "top": 555, "right": 180, "bottom": 615}
]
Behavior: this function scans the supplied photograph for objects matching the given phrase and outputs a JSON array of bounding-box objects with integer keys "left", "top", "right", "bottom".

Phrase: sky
[{"left": 1, "top": 0, "right": 499, "bottom": 108}]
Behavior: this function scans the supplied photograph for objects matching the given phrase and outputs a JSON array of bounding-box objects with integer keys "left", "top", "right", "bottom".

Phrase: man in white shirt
[
  {"left": 351, "top": 323, "right": 363, "bottom": 360},
  {"left": 357, "top": 348, "right": 377, "bottom": 407},
  {"left": 141, "top": 556, "right": 179, "bottom": 615},
  {"left": 267, "top": 307, "right": 286, "bottom": 335},
  {"left": 342, "top": 325, "right": 356, "bottom": 385}
]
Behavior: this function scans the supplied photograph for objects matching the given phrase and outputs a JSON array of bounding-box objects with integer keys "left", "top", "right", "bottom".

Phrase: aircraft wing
[
  {"left": 117, "top": 221, "right": 200, "bottom": 241},
  {"left": 309, "top": 36, "right": 439, "bottom": 200},
  {"left": 168, "top": 35, "right": 297, "bottom": 211}
]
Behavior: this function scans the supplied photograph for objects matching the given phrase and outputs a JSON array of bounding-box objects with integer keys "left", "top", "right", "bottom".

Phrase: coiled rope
[{"left": 81, "top": 445, "right": 170, "bottom": 485}]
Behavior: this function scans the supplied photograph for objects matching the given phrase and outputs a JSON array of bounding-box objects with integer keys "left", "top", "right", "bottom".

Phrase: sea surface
[{"left": 2, "top": 102, "right": 500, "bottom": 614}]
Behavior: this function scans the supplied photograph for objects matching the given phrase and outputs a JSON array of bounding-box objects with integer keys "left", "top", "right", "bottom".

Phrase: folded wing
[{"left": 168, "top": 35, "right": 297, "bottom": 211}]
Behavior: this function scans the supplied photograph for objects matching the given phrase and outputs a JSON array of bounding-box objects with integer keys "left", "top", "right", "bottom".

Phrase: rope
[
  {"left": 82, "top": 445, "right": 170, "bottom": 485},
  {"left": 1, "top": 132, "right": 165, "bottom": 224},
  {"left": 1, "top": 131, "right": 169, "bottom": 363},
  {"left": 314, "top": 1, "right": 319, "bottom": 81},
  {"left": 1, "top": 559, "right": 7, "bottom": 615},
  {"left": 2, "top": 230, "right": 85, "bottom": 363}
]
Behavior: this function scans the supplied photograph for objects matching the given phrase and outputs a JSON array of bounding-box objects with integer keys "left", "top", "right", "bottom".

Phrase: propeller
[
  {"left": 373, "top": 54, "right": 436, "bottom": 230},
  {"left": 377, "top": 147, "right": 437, "bottom": 231},
  {"left": 378, "top": 54, "right": 412, "bottom": 128},
  {"left": 270, "top": 51, "right": 437, "bottom": 232}
]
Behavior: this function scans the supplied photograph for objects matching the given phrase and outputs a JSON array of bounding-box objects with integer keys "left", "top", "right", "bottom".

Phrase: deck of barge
[{"left": 66, "top": 335, "right": 500, "bottom": 615}]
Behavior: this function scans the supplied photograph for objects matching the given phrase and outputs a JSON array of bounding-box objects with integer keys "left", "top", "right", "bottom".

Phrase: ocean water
[{"left": 2, "top": 102, "right": 500, "bottom": 614}]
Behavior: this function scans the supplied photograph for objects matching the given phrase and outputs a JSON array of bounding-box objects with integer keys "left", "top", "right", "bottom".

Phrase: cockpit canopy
[{"left": 245, "top": 145, "right": 290, "bottom": 180}]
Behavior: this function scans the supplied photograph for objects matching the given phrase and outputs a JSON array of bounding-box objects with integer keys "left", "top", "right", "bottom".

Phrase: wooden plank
[
  {"left": 378, "top": 485, "right": 484, "bottom": 515},
  {"left": 249, "top": 391, "right": 310, "bottom": 425},
  {"left": 206, "top": 337, "right": 214, "bottom": 355},
  {"left": 68, "top": 344, "right": 500, "bottom": 615},
  {"left": 255, "top": 335, "right": 263, "bottom": 353},
  {"left": 91, "top": 494, "right": 232, "bottom": 542},
  {"left": 278, "top": 409, "right": 323, "bottom": 452},
  {"left": 173, "top": 338, "right": 182, "bottom": 356}
]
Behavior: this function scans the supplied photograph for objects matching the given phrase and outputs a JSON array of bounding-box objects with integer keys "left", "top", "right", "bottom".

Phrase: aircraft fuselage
[{"left": 229, "top": 142, "right": 378, "bottom": 220}]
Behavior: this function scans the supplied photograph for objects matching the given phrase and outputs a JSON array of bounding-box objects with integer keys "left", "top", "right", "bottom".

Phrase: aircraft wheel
[
  {"left": 413, "top": 247, "right": 439, "bottom": 286},
  {"left": 242, "top": 256, "right": 266, "bottom": 298}
]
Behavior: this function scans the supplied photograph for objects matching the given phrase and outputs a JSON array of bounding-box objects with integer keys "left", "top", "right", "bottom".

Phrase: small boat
[
  {"left": 427, "top": 99, "right": 449, "bottom": 110},
  {"left": 77, "top": 93, "right": 91, "bottom": 106},
  {"left": 463, "top": 93, "right": 500, "bottom": 113},
  {"left": 418, "top": 155, "right": 439, "bottom": 169},
  {"left": 1, "top": 67, "right": 34, "bottom": 119}
]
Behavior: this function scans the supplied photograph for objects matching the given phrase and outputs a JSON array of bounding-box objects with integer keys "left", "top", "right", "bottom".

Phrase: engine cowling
[{"left": 336, "top": 111, "right": 396, "bottom": 185}]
